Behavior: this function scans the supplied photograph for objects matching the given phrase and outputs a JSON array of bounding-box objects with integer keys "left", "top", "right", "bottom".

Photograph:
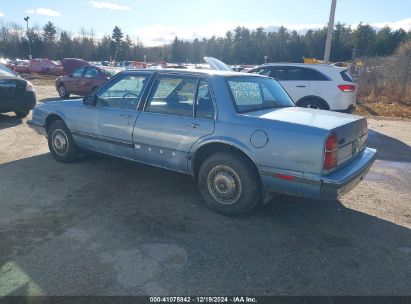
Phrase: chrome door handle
[
  {"left": 185, "top": 122, "right": 198, "bottom": 128},
  {"left": 120, "top": 114, "right": 131, "bottom": 118}
]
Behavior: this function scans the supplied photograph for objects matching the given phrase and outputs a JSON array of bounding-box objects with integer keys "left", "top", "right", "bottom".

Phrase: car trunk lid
[
  {"left": 243, "top": 107, "right": 368, "bottom": 171},
  {"left": 61, "top": 58, "right": 89, "bottom": 75}
]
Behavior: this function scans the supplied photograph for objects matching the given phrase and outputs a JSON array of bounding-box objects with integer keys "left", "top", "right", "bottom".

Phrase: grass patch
[
  {"left": 20, "top": 74, "right": 58, "bottom": 86},
  {"left": 356, "top": 101, "right": 411, "bottom": 119}
]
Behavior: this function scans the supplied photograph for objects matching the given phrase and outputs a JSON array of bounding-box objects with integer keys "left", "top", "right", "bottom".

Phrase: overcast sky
[{"left": 1, "top": 0, "right": 410, "bottom": 46}]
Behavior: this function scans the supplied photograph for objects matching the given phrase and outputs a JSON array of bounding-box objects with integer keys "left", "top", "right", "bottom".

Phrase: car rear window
[
  {"left": 227, "top": 76, "right": 294, "bottom": 113},
  {"left": 340, "top": 70, "right": 354, "bottom": 82}
]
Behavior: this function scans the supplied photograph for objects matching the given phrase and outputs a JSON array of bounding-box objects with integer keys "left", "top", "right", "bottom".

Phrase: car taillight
[
  {"left": 338, "top": 84, "right": 356, "bottom": 92},
  {"left": 324, "top": 132, "right": 338, "bottom": 171}
]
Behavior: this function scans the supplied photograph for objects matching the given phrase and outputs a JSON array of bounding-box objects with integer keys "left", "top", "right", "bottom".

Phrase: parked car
[
  {"left": 14, "top": 61, "right": 31, "bottom": 74},
  {"left": 0, "top": 64, "right": 36, "bottom": 118},
  {"left": 28, "top": 68, "right": 376, "bottom": 216},
  {"left": 248, "top": 63, "right": 357, "bottom": 113},
  {"left": 14, "top": 59, "right": 64, "bottom": 76},
  {"left": 117, "top": 61, "right": 148, "bottom": 69},
  {"left": 55, "top": 65, "right": 122, "bottom": 98}
]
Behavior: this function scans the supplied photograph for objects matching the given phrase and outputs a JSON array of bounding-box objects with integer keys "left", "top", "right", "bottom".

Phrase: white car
[{"left": 248, "top": 63, "right": 356, "bottom": 113}]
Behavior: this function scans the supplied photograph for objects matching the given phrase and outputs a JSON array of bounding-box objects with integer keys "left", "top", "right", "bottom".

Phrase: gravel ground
[{"left": 0, "top": 86, "right": 410, "bottom": 296}]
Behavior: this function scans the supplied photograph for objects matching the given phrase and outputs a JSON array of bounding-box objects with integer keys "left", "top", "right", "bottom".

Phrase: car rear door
[
  {"left": 301, "top": 67, "right": 331, "bottom": 100},
  {"left": 75, "top": 72, "right": 151, "bottom": 159},
  {"left": 133, "top": 74, "right": 215, "bottom": 173},
  {"left": 272, "top": 66, "right": 309, "bottom": 102}
]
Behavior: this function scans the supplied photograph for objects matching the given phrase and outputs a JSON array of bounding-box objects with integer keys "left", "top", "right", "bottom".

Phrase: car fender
[{"left": 188, "top": 135, "right": 257, "bottom": 175}]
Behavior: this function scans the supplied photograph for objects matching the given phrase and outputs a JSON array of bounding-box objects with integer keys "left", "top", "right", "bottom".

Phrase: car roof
[
  {"left": 259, "top": 62, "right": 345, "bottom": 70},
  {"left": 120, "top": 68, "right": 258, "bottom": 78}
]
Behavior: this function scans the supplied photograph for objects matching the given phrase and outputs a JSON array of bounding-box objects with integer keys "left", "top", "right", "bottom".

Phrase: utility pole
[
  {"left": 23, "top": 16, "right": 32, "bottom": 60},
  {"left": 323, "top": 0, "right": 337, "bottom": 63}
]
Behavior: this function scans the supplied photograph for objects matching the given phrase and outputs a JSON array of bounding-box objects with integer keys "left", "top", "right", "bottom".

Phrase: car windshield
[{"left": 227, "top": 76, "right": 294, "bottom": 113}]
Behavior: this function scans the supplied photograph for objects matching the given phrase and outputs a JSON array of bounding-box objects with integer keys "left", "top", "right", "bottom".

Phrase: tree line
[{"left": 1, "top": 21, "right": 410, "bottom": 64}]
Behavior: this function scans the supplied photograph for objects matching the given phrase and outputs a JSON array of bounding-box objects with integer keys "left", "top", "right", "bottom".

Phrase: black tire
[
  {"left": 15, "top": 110, "right": 30, "bottom": 118},
  {"left": 47, "top": 120, "right": 78, "bottom": 163},
  {"left": 198, "top": 151, "right": 261, "bottom": 216},
  {"left": 299, "top": 98, "right": 328, "bottom": 110},
  {"left": 58, "top": 84, "right": 70, "bottom": 98}
]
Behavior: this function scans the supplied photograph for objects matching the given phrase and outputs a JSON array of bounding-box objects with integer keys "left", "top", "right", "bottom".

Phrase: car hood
[
  {"left": 61, "top": 58, "right": 89, "bottom": 75},
  {"left": 38, "top": 98, "right": 83, "bottom": 109},
  {"left": 0, "top": 75, "right": 22, "bottom": 81}
]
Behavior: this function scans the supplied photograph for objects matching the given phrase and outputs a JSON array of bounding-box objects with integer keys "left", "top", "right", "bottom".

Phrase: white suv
[{"left": 248, "top": 63, "right": 356, "bottom": 113}]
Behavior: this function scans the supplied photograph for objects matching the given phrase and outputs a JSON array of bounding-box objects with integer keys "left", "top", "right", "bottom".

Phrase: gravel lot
[{"left": 0, "top": 85, "right": 410, "bottom": 296}]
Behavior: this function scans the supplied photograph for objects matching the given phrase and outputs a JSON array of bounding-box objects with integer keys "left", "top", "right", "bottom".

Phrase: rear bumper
[
  {"left": 259, "top": 147, "right": 377, "bottom": 200},
  {"left": 0, "top": 91, "right": 36, "bottom": 113},
  {"left": 321, "top": 147, "right": 377, "bottom": 199}
]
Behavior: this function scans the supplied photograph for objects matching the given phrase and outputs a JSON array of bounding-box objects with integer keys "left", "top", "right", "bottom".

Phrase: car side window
[
  {"left": 251, "top": 67, "right": 271, "bottom": 76},
  {"left": 270, "top": 67, "right": 286, "bottom": 80},
  {"left": 285, "top": 67, "right": 304, "bottom": 81},
  {"left": 96, "top": 74, "right": 149, "bottom": 110},
  {"left": 302, "top": 68, "right": 329, "bottom": 81},
  {"left": 71, "top": 67, "right": 85, "bottom": 78},
  {"left": 83, "top": 68, "right": 98, "bottom": 78},
  {"left": 145, "top": 75, "right": 197, "bottom": 117},
  {"left": 195, "top": 79, "right": 214, "bottom": 119}
]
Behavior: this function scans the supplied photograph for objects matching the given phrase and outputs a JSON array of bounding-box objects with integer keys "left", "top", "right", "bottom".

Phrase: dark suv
[{"left": 0, "top": 64, "right": 36, "bottom": 118}]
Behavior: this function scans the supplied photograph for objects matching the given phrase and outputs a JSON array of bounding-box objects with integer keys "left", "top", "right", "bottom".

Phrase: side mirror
[{"left": 83, "top": 94, "right": 96, "bottom": 106}]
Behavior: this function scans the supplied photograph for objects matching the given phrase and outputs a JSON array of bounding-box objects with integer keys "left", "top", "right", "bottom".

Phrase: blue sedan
[{"left": 28, "top": 69, "right": 377, "bottom": 215}]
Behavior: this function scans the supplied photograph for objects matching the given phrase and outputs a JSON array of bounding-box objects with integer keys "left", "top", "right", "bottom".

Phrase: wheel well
[
  {"left": 191, "top": 142, "right": 259, "bottom": 180},
  {"left": 296, "top": 96, "right": 330, "bottom": 110},
  {"left": 45, "top": 114, "right": 64, "bottom": 132}
]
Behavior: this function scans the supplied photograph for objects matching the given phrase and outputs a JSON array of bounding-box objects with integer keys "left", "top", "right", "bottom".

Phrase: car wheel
[
  {"left": 299, "top": 99, "right": 328, "bottom": 110},
  {"left": 58, "top": 84, "right": 70, "bottom": 98},
  {"left": 47, "top": 120, "right": 78, "bottom": 163},
  {"left": 15, "top": 110, "right": 30, "bottom": 118},
  {"left": 198, "top": 151, "right": 260, "bottom": 216}
]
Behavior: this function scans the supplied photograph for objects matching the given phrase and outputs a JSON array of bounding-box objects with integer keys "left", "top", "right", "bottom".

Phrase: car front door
[
  {"left": 64, "top": 67, "right": 86, "bottom": 94},
  {"left": 81, "top": 67, "right": 99, "bottom": 95},
  {"left": 75, "top": 73, "right": 151, "bottom": 159},
  {"left": 133, "top": 75, "right": 215, "bottom": 172}
]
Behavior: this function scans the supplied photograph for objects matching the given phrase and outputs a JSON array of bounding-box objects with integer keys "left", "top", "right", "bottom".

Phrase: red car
[
  {"left": 55, "top": 62, "right": 122, "bottom": 98},
  {"left": 14, "top": 59, "right": 64, "bottom": 75}
]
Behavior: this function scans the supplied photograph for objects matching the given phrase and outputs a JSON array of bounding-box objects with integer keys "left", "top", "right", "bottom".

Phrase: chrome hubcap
[
  {"left": 59, "top": 86, "right": 65, "bottom": 96},
  {"left": 207, "top": 165, "right": 242, "bottom": 205},
  {"left": 52, "top": 129, "right": 68, "bottom": 156}
]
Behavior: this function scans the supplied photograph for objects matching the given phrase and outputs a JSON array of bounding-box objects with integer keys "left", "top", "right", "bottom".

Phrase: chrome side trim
[
  {"left": 259, "top": 169, "right": 321, "bottom": 186},
  {"left": 72, "top": 131, "right": 134, "bottom": 148}
]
